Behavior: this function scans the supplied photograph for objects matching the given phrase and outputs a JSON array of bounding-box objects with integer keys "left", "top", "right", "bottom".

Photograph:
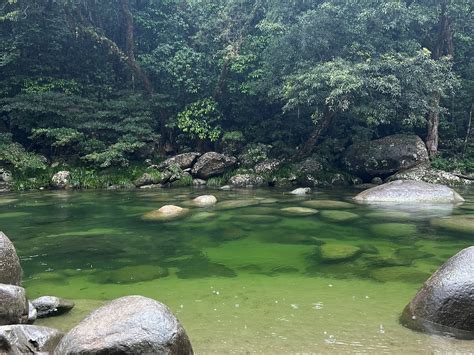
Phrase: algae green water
[{"left": 1, "top": 187, "right": 473, "bottom": 353}]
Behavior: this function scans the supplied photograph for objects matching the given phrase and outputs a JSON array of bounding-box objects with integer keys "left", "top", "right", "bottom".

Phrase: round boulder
[
  {"left": 0, "top": 232, "right": 22, "bottom": 286},
  {"left": 353, "top": 180, "right": 464, "bottom": 203},
  {"left": 192, "top": 195, "right": 217, "bottom": 207},
  {"left": 342, "top": 134, "right": 428, "bottom": 179},
  {"left": 55, "top": 295, "right": 193, "bottom": 354},
  {"left": 229, "top": 174, "right": 265, "bottom": 188},
  {"left": 142, "top": 205, "right": 189, "bottom": 221},
  {"left": 400, "top": 247, "right": 474, "bottom": 339},
  {"left": 0, "top": 325, "right": 64, "bottom": 354},
  {"left": 31, "top": 296, "right": 75, "bottom": 319},
  {"left": 191, "top": 152, "right": 237, "bottom": 179},
  {"left": 0, "top": 284, "right": 28, "bottom": 325},
  {"left": 51, "top": 171, "right": 71, "bottom": 190}
]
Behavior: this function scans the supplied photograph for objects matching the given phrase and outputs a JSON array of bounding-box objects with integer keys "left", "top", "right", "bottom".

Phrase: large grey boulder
[
  {"left": 0, "top": 325, "right": 64, "bottom": 354},
  {"left": 191, "top": 152, "right": 237, "bottom": 179},
  {"left": 51, "top": 171, "right": 72, "bottom": 189},
  {"left": 55, "top": 295, "right": 193, "bottom": 354},
  {"left": 31, "top": 296, "right": 75, "bottom": 319},
  {"left": 229, "top": 174, "right": 265, "bottom": 188},
  {"left": 0, "top": 232, "right": 22, "bottom": 286},
  {"left": 156, "top": 153, "right": 201, "bottom": 170},
  {"left": 343, "top": 135, "right": 428, "bottom": 179},
  {"left": 0, "top": 284, "right": 28, "bottom": 325},
  {"left": 388, "top": 163, "right": 473, "bottom": 186},
  {"left": 353, "top": 180, "right": 464, "bottom": 204},
  {"left": 400, "top": 247, "right": 474, "bottom": 339}
]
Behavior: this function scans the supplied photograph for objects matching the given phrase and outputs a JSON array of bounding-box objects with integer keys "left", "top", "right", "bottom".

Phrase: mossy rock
[
  {"left": 234, "top": 214, "right": 280, "bottom": 224},
  {"left": 0, "top": 198, "right": 18, "bottom": 206},
  {"left": 320, "top": 210, "right": 359, "bottom": 222},
  {"left": 268, "top": 233, "right": 324, "bottom": 246},
  {"left": 318, "top": 244, "right": 362, "bottom": 262},
  {"left": 430, "top": 215, "right": 474, "bottom": 234},
  {"left": 459, "top": 204, "right": 474, "bottom": 211},
  {"left": 216, "top": 200, "right": 260, "bottom": 210},
  {"left": 365, "top": 211, "right": 412, "bottom": 221},
  {"left": 0, "top": 212, "right": 31, "bottom": 219},
  {"left": 92, "top": 265, "right": 169, "bottom": 284},
  {"left": 258, "top": 198, "right": 279, "bottom": 204},
  {"left": 188, "top": 212, "right": 217, "bottom": 222},
  {"left": 395, "top": 247, "right": 434, "bottom": 261},
  {"left": 302, "top": 200, "right": 356, "bottom": 209},
  {"left": 280, "top": 207, "right": 319, "bottom": 216},
  {"left": 370, "top": 223, "right": 417, "bottom": 238},
  {"left": 242, "top": 207, "right": 280, "bottom": 215},
  {"left": 366, "top": 255, "right": 413, "bottom": 267},
  {"left": 370, "top": 266, "right": 431, "bottom": 283}
]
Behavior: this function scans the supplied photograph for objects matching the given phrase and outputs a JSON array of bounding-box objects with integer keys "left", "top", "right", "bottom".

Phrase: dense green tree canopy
[{"left": 0, "top": 0, "right": 472, "bottom": 171}]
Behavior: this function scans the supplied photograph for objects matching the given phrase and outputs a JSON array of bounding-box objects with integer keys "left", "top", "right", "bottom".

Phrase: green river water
[{"left": 1, "top": 187, "right": 473, "bottom": 354}]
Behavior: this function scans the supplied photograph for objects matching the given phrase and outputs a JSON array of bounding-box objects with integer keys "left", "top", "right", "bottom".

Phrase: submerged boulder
[
  {"left": 55, "top": 295, "right": 193, "bottom": 354},
  {"left": 319, "top": 244, "right": 362, "bottom": 263},
  {"left": 192, "top": 195, "right": 217, "bottom": 207},
  {"left": 31, "top": 296, "right": 75, "bottom": 319},
  {"left": 320, "top": 210, "right": 359, "bottom": 222},
  {"left": 191, "top": 152, "right": 237, "bottom": 179},
  {"left": 142, "top": 205, "right": 189, "bottom": 221},
  {"left": 229, "top": 174, "right": 265, "bottom": 188},
  {"left": 400, "top": 247, "right": 474, "bottom": 339},
  {"left": 0, "top": 325, "right": 63, "bottom": 354},
  {"left": 343, "top": 134, "right": 428, "bottom": 179},
  {"left": 156, "top": 152, "right": 201, "bottom": 170},
  {"left": 51, "top": 171, "right": 71, "bottom": 189},
  {"left": 353, "top": 180, "right": 464, "bottom": 203},
  {"left": 280, "top": 207, "right": 319, "bottom": 216},
  {"left": 0, "top": 284, "right": 28, "bottom": 325},
  {"left": 302, "top": 200, "right": 356, "bottom": 209},
  {"left": 430, "top": 215, "right": 474, "bottom": 234},
  {"left": 0, "top": 232, "right": 22, "bottom": 286}
]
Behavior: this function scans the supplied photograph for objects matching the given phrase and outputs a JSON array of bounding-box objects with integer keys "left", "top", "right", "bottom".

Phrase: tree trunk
[
  {"left": 120, "top": 0, "right": 153, "bottom": 95},
  {"left": 426, "top": 90, "right": 441, "bottom": 158},
  {"left": 297, "top": 109, "right": 335, "bottom": 159},
  {"left": 426, "top": 1, "right": 453, "bottom": 157}
]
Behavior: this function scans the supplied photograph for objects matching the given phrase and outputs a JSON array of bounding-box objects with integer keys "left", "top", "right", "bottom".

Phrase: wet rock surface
[
  {"left": 0, "top": 232, "right": 22, "bottom": 286},
  {"left": 55, "top": 295, "right": 193, "bottom": 354},
  {"left": 400, "top": 247, "right": 474, "bottom": 339},
  {"left": 0, "top": 325, "right": 64, "bottom": 354},
  {"left": 354, "top": 180, "right": 464, "bottom": 203},
  {"left": 156, "top": 152, "right": 201, "bottom": 170},
  {"left": 192, "top": 195, "right": 217, "bottom": 207},
  {"left": 0, "top": 284, "right": 28, "bottom": 326},
  {"left": 142, "top": 205, "right": 189, "bottom": 221},
  {"left": 31, "top": 296, "right": 75, "bottom": 319}
]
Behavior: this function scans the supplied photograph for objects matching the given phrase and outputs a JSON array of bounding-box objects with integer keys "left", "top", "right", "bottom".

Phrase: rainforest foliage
[{"left": 0, "top": 0, "right": 473, "bottom": 172}]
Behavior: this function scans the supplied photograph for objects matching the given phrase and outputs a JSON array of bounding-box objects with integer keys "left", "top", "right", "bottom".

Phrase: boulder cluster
[{"left": 0, "top": 231, "right": 193, "bottom": 354}]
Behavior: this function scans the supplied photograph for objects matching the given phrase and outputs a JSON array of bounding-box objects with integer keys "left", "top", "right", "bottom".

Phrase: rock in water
[
  {"left": 191, "top": 152, "right": 237, "bottom": 179},
  {"left": 0, "top": 325, "right": 64, "bottom": 354},
  {"left": 142, "top": 205, "right": 189, "bottom": 221},
  {"left": 156, "top": 152, "right": 201, "bottom": 170},
  {"left": 0, "top": 232, "right": 22, "bottom": 285},
  {"left": 192, "top": 195, "right": 217, "bottom": 207},
  {"left": 342, "top": 134, "right": 428, "bottom": 179},
  {"left": 289, "top": 187, "right": 311, "bottom": 195},
  {"left": 31, "top": 296, "right": 75, "bottom": 319},
  {"left": 55, "top": 296, "right": 193, "bottom": 354},
  {"left": 0, "top": 284, "right": 28, "bottom": 325},
  {"left": 400, "top": 247, "right": 474, "bottom": 339},
  {"left": 51, "top": 171, "right": 71, "bottom": 189},
  {"left": 353, "top": 180, "right": 464, "bottom": 203}
]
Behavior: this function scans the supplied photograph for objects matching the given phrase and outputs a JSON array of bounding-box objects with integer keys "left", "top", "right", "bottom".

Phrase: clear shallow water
[{"left": 1, "top": 187, "right": 473, "bottom": 353}]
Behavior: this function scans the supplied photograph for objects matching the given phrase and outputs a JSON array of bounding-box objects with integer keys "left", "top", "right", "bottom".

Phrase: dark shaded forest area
[{"left": 0, "top": 0, "right": 473, "bottom": 189}]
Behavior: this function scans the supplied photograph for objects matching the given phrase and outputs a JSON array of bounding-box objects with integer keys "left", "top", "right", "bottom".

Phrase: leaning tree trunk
[{"left": 297, "top": 110, "right": 335, "bottom": 159}]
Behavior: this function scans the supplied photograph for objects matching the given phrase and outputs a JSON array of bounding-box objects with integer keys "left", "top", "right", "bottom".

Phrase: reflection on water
[{"left": 0, "top": 187, "right": 472, "bottom": 353}]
